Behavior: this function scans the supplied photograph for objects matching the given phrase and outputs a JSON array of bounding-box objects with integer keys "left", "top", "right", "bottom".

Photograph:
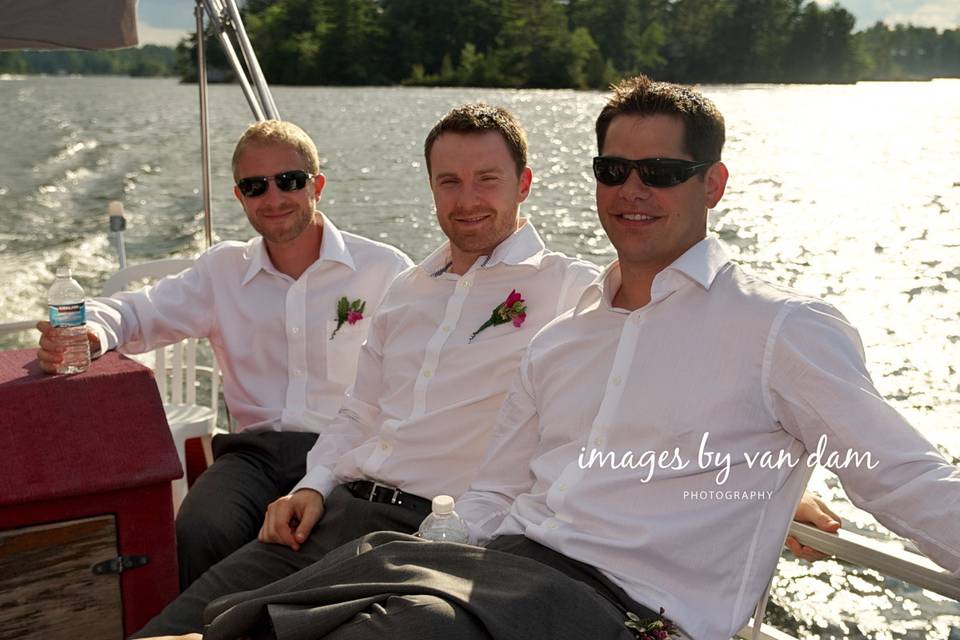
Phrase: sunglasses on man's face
[
  {"left": 236, "top": 170, "right": 314, "bottom": 198},
  {"left": 592, "top": 156, "right": 713, "bottom": 188}
]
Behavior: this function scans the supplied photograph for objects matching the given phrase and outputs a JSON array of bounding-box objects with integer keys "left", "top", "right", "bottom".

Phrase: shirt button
[
  {"left": 612, "top": 375, "right": 622, "bottom": 386},
  {"left": 441, "top": 325, "right": 450, "bottom": 332},
  {"left": 557, "top": 483, "right": 567, "bottom": 492},
  {"left": 460, "top": 280, "right": 471, "bottom": 288},
  {"left": 293, "top": 369, "right": 303, "bottom": 377},
  {"left": 422, "top": 369, "right": 432, "bottom": 378},
  {"left": 545, "top": 520, "right": 557, "bottom": 529},
  {"left": 380, "top": 441, "right": 390, "bottom": 451},
  {"left": 593, "top": 436, "right": 604, "bottom": 447}
]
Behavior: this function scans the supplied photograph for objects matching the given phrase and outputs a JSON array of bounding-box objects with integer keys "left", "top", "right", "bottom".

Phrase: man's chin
[{"left": 449, "top": 231, "right": 509, "bottom": 257}]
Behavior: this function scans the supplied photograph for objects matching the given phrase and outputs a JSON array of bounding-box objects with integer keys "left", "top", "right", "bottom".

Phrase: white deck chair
[{"left": 102, "top": 258, "right": 222, "bottom": 512}]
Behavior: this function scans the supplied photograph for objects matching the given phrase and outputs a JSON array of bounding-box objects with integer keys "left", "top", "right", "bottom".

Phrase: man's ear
[
  {"left": 517, "top": 166, "right": 533, "bottom": 203},
  {"left": 313, "top": 173, "right": 326, "bottom": 200},
  {"left": 233, "top": 185, "right": 243, "bottom": 202},
  {"left": 705, "top": 161, "right": 728, "bottom": 209}
]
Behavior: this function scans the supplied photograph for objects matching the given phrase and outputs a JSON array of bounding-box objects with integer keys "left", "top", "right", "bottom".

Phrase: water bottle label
[{"left": 49, "top": 302, "right": 86, "bottom": 327}]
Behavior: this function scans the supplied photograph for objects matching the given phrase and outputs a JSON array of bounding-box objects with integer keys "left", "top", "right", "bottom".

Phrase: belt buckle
[{"left": 370, "top": 481, "right": 401, "bottom": 505}]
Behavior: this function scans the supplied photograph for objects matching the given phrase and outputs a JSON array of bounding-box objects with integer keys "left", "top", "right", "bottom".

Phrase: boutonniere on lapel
[
  {"left": 469, "top": 289, "right": 527, "bottom": 342},
  {"left": 330, "top": 296, "right": 366, "bottom": 340},
  {"left": 624, "top": 608, "right": 678, "bottom": 640}
]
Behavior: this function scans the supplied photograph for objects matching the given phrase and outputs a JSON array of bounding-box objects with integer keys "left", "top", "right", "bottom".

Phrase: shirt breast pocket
[{"left": 325, "top": 317, "right": 370, "bottom": 388}]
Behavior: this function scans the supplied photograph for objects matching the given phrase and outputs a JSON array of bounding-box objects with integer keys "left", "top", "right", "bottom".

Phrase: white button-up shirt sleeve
[
  {"left": 769, "top": 300, "right": 960, "bottom": 572},
  {"left": 86, "top": 258, "right": 212, "bottom": 354},
  {"left": 457, "top": 349, "right": 542, "bottom": 544},
  {"left": 555, "top": 260, "right": 601, "bottom": 317}
]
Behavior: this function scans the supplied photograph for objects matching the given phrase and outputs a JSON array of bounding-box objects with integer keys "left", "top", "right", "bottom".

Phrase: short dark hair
[
  {"left": 424, "top": 103, "right": 528, "bottom": 176},
  {"left": 595, "top": 75, "right": 725, "bottom": 162}
]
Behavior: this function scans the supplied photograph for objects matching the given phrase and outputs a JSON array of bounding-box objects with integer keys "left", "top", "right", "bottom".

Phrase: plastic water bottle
[
  {"left": 48, "top": 267, "right": 90, "bottom": 374},
  {"left": 416, "top": 495, "right": 469, "bottom": 543}
]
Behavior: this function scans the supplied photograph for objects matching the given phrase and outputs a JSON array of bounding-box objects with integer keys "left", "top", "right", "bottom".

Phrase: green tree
[{"left": 568, "top": 0, "right": 668, "bottom": 78}]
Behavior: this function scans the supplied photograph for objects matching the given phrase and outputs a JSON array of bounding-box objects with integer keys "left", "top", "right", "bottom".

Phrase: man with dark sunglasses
[{"left": 36, "top": 120, "right": 413, "bottom": 591}]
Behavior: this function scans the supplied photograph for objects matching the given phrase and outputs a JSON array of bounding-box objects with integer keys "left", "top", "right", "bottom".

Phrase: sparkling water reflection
[{"left": 1, "top": 77, "right": 958, "bottom": 638}]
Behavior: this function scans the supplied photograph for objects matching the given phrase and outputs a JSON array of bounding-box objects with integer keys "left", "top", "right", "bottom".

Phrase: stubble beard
[
  {"left": 444, "top": 206, "right": 518, "bottom": 259},
  {"left": 254, "top": 206, "right": 315, "bottom": 245}
]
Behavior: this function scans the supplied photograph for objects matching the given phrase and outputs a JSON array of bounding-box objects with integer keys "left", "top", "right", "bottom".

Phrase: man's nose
[
  {"left": 618, "top": 168, "right": 652, "bottom": 200},
  {"left": 457, "top": 182, "right": 483, "bottom": 208},
  {"left": 262, "top": 180, "right": 286, "bottom": 204}
]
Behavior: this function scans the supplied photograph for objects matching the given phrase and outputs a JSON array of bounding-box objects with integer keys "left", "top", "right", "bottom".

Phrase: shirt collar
[
  {"left": 241, "top": 213, "right": 355, "bottom": 285},
  {"left": 418, "top": 218, "right": 547, "bottom": 276},
  {"left": 663, "top": 235, "right": 729, "bottom": 291},
  {"left": 574, "top": 236, "right": 730, "bottom": 314}
]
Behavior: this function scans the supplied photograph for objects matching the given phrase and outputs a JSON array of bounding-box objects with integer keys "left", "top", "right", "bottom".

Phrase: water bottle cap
[
  {"left": 431, "top": 495, "right": 455, "bottom": 515},
  {"left": 56, "top": 267, "right": 72, "bottom": 278},
  {"left": 108, "top": 201, "right": 125, "bottom": 216}
]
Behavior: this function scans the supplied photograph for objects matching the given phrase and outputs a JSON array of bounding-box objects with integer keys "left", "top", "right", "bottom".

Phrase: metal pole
[
  {"left": 201, "top": 0, "right": 265, "bottom": 121},
  {"left": 196, "top": 0, "right": 213, "bottom": 249},
  {"left": 222, "top": 0, "right": 281, "bottom": 119},
  {"left": 108, "top": 201, "right": 127, "bottom": 270}
]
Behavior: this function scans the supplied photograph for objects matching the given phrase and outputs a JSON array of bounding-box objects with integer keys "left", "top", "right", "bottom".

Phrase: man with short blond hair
[{"left": 38, "top": 120, "right": 412, "bottom": 590}]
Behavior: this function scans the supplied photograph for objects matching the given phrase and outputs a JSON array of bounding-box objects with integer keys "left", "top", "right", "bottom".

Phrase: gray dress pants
[
  {"left": 132, "top": 484, "right": 424, "bottom": 638},
  {"left": 198, "top": 531, "right": 658, "bottom": 640},
  {"left": 176, "top": 431, "right": 319, "bottom": 590}
]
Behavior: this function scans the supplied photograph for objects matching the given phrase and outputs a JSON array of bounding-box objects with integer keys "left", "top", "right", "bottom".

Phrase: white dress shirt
[
  {"left": 457, "top": 236, "right": 960, "bottom": 640},
  {"left": 87, "top": 215, "right": 412, "bottom": 433},
  {"left": 294, "top": 220, "right": 600, "bottom": 499}
]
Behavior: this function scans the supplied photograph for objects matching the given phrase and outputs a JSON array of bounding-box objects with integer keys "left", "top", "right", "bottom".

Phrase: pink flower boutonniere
[
  {"left": 624, "top": 608, "right": 678, "bottom": 640},
  {"left": 330, "top": 296, "right": 366, "bottom": 340},
  {"left": 469, "top": 289, "right": 527, "bottom": 342}
]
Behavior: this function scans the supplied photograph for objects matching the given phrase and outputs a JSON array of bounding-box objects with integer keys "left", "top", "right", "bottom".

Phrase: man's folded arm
[
  {"left": 457, "top": 351, "right": 542, "bottom": 545},
  {"left": 769, "top": 300, "right": 960, "bottom": 572}
]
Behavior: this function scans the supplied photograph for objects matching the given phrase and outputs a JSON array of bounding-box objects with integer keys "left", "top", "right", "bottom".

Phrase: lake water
[{"left": 1, "top": 76, "right": 959, "bottom": 638}]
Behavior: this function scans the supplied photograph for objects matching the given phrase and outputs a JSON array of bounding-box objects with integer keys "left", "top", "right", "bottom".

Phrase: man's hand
[
  {"left": 786, "top": 491, "right": 842, "bottom": 561},
  {"left": 35, "top": 320, "right": 100, "bottom": 374},
  {"left": 258, "top": 488, "right": 325, "bottom": 551}
]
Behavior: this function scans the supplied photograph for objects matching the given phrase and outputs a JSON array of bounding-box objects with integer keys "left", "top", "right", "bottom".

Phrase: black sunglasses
[
  {"left": 592, "top": 156, "right": 713, "bottom": 188},
  {"left": 236, "top": 170, "right": 314, "bottom": 198}
]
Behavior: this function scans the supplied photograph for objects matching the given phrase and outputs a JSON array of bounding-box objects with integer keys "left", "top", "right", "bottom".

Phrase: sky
[{"left": 137, "top": 0, "right": 960, "bottom": 46}]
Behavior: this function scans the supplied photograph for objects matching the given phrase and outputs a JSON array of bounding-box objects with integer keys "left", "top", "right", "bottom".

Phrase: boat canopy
[{"left": 0, "top": 0, "right": 138, "bottom": 51}]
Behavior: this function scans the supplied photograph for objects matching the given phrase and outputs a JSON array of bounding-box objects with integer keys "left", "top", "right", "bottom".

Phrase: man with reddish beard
[
  {"left": 36, "top": 120, "right": 412, "bottom": 590},
  {"left": 134, "top": 105, "right": 837, "bottom": 639}
]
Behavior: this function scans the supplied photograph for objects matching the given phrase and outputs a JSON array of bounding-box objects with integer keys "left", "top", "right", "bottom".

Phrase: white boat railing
[
  {"left": 0, "top": 319, "right": 39, "bottom": 337},
  {"left": 737, "top": 521, "right": 960, "bottom": 639},
  {"left": 787, "top": 521, "right": 960, "bottom": 599}
]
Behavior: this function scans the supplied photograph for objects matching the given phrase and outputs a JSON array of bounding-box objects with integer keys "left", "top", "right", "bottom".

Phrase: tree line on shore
[
  {"left": 0, "top": 45, "right": 174, "bottom": 78},
  {"left": 2, "top": 0, "right": 958, "bottom": 86}
]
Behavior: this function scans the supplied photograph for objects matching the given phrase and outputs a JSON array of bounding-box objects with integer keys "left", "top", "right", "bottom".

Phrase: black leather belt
[{"left": 346, "top": 480, "right": 432, "bottom": 517}]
